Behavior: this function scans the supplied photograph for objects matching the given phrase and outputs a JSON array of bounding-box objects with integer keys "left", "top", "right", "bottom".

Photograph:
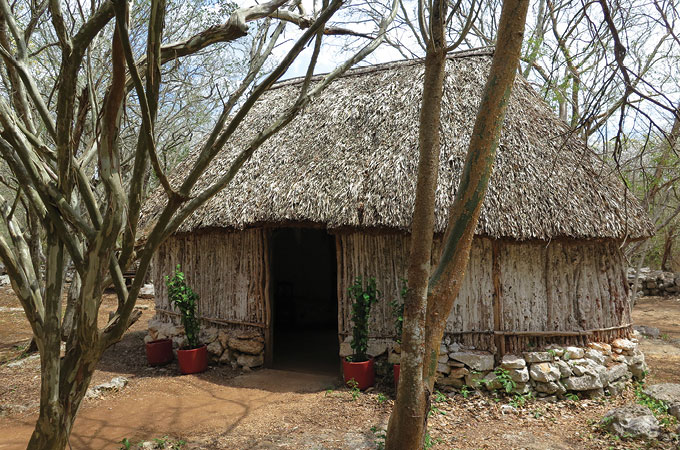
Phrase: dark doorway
[{"left": 270, "top": 228, "right": 339, "bottom": 374}]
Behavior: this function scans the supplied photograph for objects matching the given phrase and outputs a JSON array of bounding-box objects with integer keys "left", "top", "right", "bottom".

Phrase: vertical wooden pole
[
  {"left": 263, "top": 229, "right": 274, "bottom": 367},
  {"left": 492, "top": 239, "right": 504, "bottom": 361}
]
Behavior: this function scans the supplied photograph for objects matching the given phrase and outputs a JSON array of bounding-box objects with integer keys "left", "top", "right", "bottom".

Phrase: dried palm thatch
[{"left": 142, "top": 49, "right": 653, "bottom": 240}]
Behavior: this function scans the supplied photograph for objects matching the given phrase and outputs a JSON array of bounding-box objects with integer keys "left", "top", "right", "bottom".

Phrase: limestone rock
[
  {"left": 601, "top": 404, "right": 660, "bottom": 440},
  {"left": 449, "top": 367, "right": 469, "bottom": 379},
  {"left": 563, "top": 374, "right": 602, "bottom": 391},
  {"left": 588, "top": 342, "right": 612, "bottom": 355},
  {"left": 368, "top": 339, "right": 390, "bottom": 357},
  {"left": 585, "top": 349, "right": 606, "bottom": 365},
  {"left": 207, "top": 340, "right": 224, "bottom": 358},
  {"left": 437, "top": 363, "right": 451, "bottom": 375},
  {"left": 237, "top": 352, "right": 264, "bottom": 368},
  {"left": 564, "top": 346, "right": 585, "bottom": 359},
  {"left": 611, "top": 338, "right": 637, "bottom": 352},
  {"left": 233, "top": 329, "right": 264, "bottom": 341},
  {"left": 436, "top": 375, "right": 465, "bottom": 388},
  {"left": 229, "top": 337, "right": 264, "bottom": 355},
  {"left": 611, "top": 354, "right": 626, "bottom": 363},
  {"left": 465, "top": 370, "right": 490, "bottom": 389},
  {"left": 555, "top": 359, "right": 572, "bottom": 378},
  {"left": 449, "top": 351, "right": 494, "bottom": 371},
  {"left": 606, "top": 363, "right": 629, "bottom": 384},
  {"left": 523, "top": 351, "right": 553, "bottom": 363},
  {"left": 139, "top": 283, "right": 155, "bottom": 299},
  {"left": 629, "top": 361, "right": 648, "bottom": 380},
  {"left": 633, "top": 325, "right": 660, "bottom": 339},
  {"left": 218, "top": 330, "right": 230, "bottom": 349},
  {"left": 200, "top": 327, "right": 219, "bottom": 344},
  {"left": 509, "top": 367, "right": 529, "bottom": 383},
  {"left": 447, "top": 342, "right": 462, "bottom": 353},
  {"left": 219, "top": 349, "right": 233, "bottom": 364},
  {"left": 529, "top": 363, "right": 560, "bottom": 383},
  {"left": 482, "top": 372, "right": 502, "bottom": 391},
  {"left": 545, "top": 345, "right": 564, "bottom": 357},
  {"left": 438, "top": 354, "right": 449, "bottom": 364},
  {"left": 500, "top": 354, "right": 526, "bottom": 369},
  {"left": 534, "top": 381, "right": 565, "bottom": 395},
  {"left": 143, "top": 335, "right": 155, "bottom": 344},
  {"left": 607, "top": 380, "right": 627, "bottom": 396},
  {"left": 643, "top": 384, "right": 680, "bottom": 419}
]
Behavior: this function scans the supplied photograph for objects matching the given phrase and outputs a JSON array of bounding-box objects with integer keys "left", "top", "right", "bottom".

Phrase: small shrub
[
  {"left": 165, "top": 265, "right": 200, "bottom": 349},
  {"left": 347, "top": 276, "right": 380, "bottom": 362}
]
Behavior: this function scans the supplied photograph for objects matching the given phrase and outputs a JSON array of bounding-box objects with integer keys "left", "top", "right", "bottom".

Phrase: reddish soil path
[{"left": 0, "top": 370, "right": 340, "bottom": 450}]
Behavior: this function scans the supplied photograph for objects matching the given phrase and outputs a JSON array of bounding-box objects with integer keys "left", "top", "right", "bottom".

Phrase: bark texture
[{"left": 385, "top": 1, "right": 529, "bottom": 448}]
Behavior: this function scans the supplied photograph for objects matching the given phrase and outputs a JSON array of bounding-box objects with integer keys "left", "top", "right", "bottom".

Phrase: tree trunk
[
  {"left": 385, "top": 1, "right": 529, "bottom": 448},
  {"left": 385, "top": 1, "right": 448, "bottom": 447}
]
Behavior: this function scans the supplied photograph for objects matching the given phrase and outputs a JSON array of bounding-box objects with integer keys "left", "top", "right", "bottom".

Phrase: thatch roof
[{"left": 143, "top": 49, "right": 653, "bottom": 240}]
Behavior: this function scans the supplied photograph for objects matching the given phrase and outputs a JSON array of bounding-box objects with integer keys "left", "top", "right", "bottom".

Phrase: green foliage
[
  {"left": 433, "top": 390, "right": 447, "bottom": 403},
  {"left": 119, "top": 438, "right": 132, "bottom": 450},
  {"left": 634, "top": 381, "right": 678, "bottom": 427},
  {"left": 377, "top": 393, "right": 387, "bottom": 404},
  {"left": 370, "top": 425, "right": 386, "bottom": 450},
  {"left": 346, "top": 379, "right": 361, "bottom": 401},
  {"left": 165, "top": 265, "right": 200, "bottom": 349},
  {"left": 565, "top": 392, "right": 580, "bottom": 401},
  {"left": 494, "top": 367, "right": 516, "bottom": 394},
  {"left": 509, "top": 391, "right": 533, "bottom": 408},
  {"left": 390, "top": 278, "right": 407, "bottom": 344},
  {"left": 460, "top": 385, "right": 470, "bottom": 398},
  {"left": 423, "top": 431, "right": 442, "bottom": 449},
  {"left": 347, "top": 276, "right": 380, "bottom": 361}
]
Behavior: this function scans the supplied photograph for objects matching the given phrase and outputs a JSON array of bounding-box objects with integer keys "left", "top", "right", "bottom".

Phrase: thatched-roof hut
[{"left": 143, "top": 49, "right": 652, "bottom": 373}]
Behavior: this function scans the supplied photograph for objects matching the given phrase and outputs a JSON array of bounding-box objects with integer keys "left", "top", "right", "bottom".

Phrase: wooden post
[
  {"left": 263, "top": 229, "right": 274, "bottom": 368},
  {"left": 492, "top": 239, "right": 504, "bottom": 361}
]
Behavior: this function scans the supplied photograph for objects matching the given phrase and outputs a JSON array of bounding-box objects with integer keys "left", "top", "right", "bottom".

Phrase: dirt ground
[{"left": 0, "top": 288, "right": 678, "bottom": 450}]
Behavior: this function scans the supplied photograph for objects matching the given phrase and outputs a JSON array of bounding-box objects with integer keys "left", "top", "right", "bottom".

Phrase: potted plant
[
  {"left": 166, "top": 265, "right": 207, "bottom": 374},
  {"left": 145, "top": 337, "right": 173, "bottom": 366},
  {"left": 391, "top": 279, "right": 406, "bottom": 389},
  {"left": 342, "top": 276, "right": 379, "bottom": 390}
]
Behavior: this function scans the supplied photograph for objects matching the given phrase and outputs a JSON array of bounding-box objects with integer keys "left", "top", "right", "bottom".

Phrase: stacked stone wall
[
  {"left": 146, "top": 318, "right": 265, "bottom": 369},
  {"left": 628, "top": 268, "right": 680, "bottom": 297}
]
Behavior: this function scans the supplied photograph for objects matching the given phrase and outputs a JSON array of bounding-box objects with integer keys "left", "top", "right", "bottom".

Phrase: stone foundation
[
  {"left": 146, "top": 318, "right": 265, "bottom": 369},
  {"left": 628, "top": 267, "right": 680, "bottom": 296},
  {"left": 342, "top": 334, "right": 647, "bottom": 399}
]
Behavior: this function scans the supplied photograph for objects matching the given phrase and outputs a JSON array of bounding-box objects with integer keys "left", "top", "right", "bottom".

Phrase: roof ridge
[{"left": 270, "top": 46, "right": 495, "bottom": 91}]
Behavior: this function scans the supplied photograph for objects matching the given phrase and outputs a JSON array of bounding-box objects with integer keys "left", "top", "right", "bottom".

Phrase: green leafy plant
[
  {"left": 377, "top": 392, "right": 387, "bottom": 404},
  {"left": 119, "top": 438, "right": 132, "bottom": 450},
  {"left": 565, "top": 392, "right": 580, "bottom": 402},
  {"left": 433, "top": 390, "right": 447, "bottom": 403},
  {"left": 165, "top": 265, "right": 200, "bottom": 349},
  {"left": 494, "top": 367, "right": 516, "bottom": 394},
  {"left": 509, "top": 391, "right": 533, "bottom": 408},
  {"left": 634, "top": 381, "right": 677, "bottom": 427},
  {"left": 347, "top": 276, "right": 380, "bottom": 362},
  {"left": 370, "top": 426, "right": 387, "bottom": 450},
  {"left": 460, "top": 385, "right": 470, "bottom": 399},
  {"left": 423, "top": 431, "right": 441, "bottom": 449},
  {"left": 390, "top": 278, "right": 407, "bottom": 344},
  {"left": 347, "top": 379, "right": 361, "bottom": 401}
]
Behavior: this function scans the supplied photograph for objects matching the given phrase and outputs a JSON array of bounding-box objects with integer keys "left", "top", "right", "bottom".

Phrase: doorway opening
[{"left": 270, "top": 228, "right": 339, "bottom": 374}]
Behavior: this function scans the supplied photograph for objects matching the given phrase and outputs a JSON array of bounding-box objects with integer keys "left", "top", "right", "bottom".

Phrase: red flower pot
[
  {"left": 342, "top": 357, "right": 375, "bottom": 390},
  {"left": 177, "top": 345, "right": 208, "bottom": 374},
  {"left": 145, "top": 339, "right": 173, "bottom": 366},
  {"left": 393, "top": 364, "right": 400, "bottom": 390}
]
